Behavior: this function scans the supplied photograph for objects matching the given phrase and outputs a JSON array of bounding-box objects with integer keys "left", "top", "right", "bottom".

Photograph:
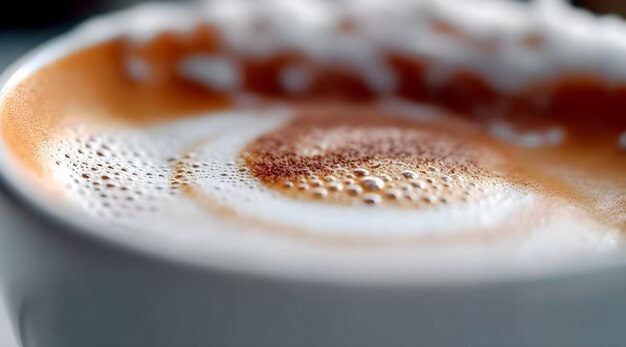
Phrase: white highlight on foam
[
  {"left": 280, "top": 65, "right": 313, "bottom": 94},
  {"left": 363, "top": 64, "right": 397, "bottom": 94},
  {"left": 521, "top": 218, "right": 620, "bottom": 259},
  {"left": 125, "top": 56, "right": 152, "bottom": 82},
  {"left": 179, "top": 55, "right": 241, "bottom": 92},
  {"left": 619, "top": 132, "right": 626, "bottom": 151},
  {"left": 377, "top": 97, "right": 456, "bottom": 122},
  {"left": 489, "top": 122, "right": 565, "bottom": 148}
]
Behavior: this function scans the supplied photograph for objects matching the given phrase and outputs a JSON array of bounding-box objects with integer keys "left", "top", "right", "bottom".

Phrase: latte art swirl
[
  {"left": 2, "top": 0, "right": 626, "bottom": 278},
  {"left": 47, "top": 105, "right": 533, "bottom": 243}
]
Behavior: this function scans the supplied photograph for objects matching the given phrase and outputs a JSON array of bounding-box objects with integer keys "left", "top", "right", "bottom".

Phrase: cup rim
[{"left": 1, "top": 2, "right": 625, "bottom": 288}]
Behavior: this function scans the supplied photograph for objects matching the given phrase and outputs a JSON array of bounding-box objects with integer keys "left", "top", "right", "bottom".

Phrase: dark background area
[
  {"left": 0, "top": 0, "right": 172, "bottom": 28},
  {"left": 0, "top": 0, "right": 175, "bottom": 70},
  {"left": 0, "top": 0, "right": 621, "bottom": 29}
]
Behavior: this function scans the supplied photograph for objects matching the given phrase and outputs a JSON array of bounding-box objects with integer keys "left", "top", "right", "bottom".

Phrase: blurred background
[{"left": 0, "top": 0, "right": 624, "bottom": 70}]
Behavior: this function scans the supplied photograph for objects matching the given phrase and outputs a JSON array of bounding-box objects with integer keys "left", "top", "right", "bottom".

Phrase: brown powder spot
[
  {"left": 521, "top": 33, "right": 545, "bottom": 49},
  {"left": 430, "top": 18, "right": 462, "bottom": 39},
  {"left": 430, "top": 18, "right": 497, "bottom": 53},
  {"left": 242, "top": 104, "right": 510, "bottom": 208},
  {"left": 337, "top": 17, "right": 356, "bottom": 34}
]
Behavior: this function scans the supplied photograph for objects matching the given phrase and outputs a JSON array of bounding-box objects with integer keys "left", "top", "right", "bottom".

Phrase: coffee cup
[{"left": 1, "top": 1, "right": 626, "bottom": 346}]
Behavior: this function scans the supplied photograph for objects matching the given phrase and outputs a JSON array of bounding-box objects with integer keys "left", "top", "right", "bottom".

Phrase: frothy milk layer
[
  {"left": 1, "top": 0, "right": 626, "bottom": 281},
  {"left": 28, "top": 100, "right": 622, "bottom": 280}
]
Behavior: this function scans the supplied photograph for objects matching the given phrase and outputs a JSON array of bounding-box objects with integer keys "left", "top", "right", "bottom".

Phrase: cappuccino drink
[{"left": 1, "top": 1, "right": 626, "bottom": 346}]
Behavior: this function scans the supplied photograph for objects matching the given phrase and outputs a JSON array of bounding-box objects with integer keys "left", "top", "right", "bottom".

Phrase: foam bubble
[{"left": 361, "top": 176, "right": 385, "bottom": 191}]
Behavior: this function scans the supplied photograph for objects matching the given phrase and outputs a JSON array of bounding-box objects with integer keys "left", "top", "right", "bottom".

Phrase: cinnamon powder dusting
[{"left": 242, "top": 104, "right": 512, "bottom": 207}]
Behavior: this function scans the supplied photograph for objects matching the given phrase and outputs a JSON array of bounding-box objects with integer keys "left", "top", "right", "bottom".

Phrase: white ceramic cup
[{"left": 2, "top": 4, "right": 626, "bottom": 347}]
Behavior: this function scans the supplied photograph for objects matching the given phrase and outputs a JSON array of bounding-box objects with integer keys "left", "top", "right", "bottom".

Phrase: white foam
[
  {"left": 179, "top": 55, "right": 242, "bottom": 92},
  {"left": 125, "top": 56, "right": 152, "bottom": 82},
  {"left": 489, "top": 122, "right": 565, "bottom": 148},
  {"left": 280, "top": 64, "right": 313, "bottom": 94}
]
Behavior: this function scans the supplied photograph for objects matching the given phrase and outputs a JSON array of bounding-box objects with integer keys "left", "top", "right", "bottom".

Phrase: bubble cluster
[
  {"left": 243, "top": 105, "right": 505, "bottom": 208},
  {"left": 43, "top": 112, "right": 293, "bottom": 234},
  {"left": 259, "top": 159, "right": 494, "bottom": 207},
  {"left": 51, "top": 132, "right": 176, "bottom": 226}
]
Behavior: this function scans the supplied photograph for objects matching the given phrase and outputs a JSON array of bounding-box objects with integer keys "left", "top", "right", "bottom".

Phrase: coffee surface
[{"left": 1, "top": 1, "right": 626, "bottom": 276}]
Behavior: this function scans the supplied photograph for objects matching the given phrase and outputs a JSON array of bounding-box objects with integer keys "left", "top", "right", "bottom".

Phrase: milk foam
[{"left": 43, "top": 105, "right": 620, "bottom": 256}]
